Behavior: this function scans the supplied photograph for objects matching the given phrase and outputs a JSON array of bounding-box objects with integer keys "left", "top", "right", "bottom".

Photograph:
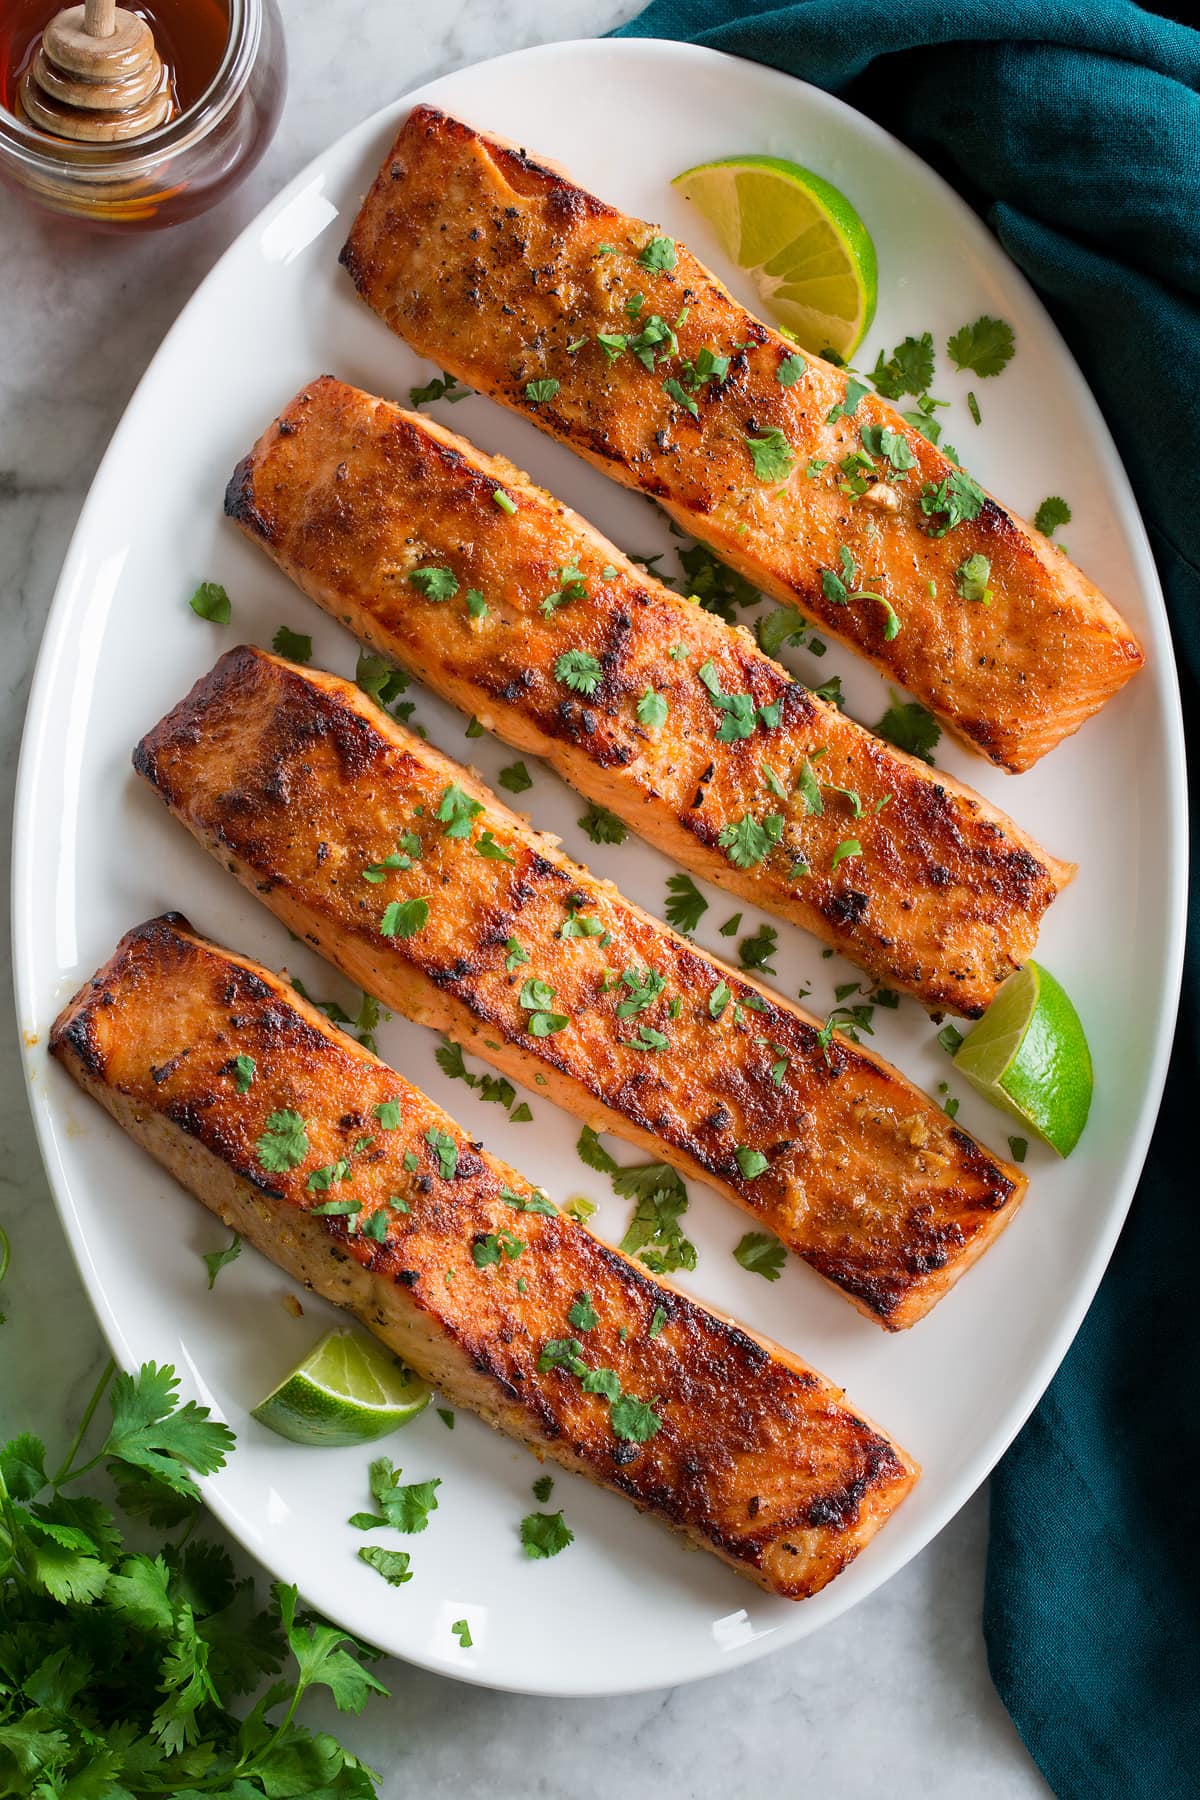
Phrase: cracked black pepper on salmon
[
  {"left": 226, "top": 376, "right": 1074, "bottom": 1017},
  {"left": 49, "top": 914, "right": 919, "bottom": 1600},
  {"left": 134, "top": 647, "right": 1027, "bottom": 1329},
  {"left": 337, "top": 105, "right": 1144, "bottom": 773}
]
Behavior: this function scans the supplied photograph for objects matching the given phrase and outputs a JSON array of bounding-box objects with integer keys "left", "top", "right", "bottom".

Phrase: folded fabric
[{"left": 612, "top": 6, "right": 1200, "bottom": 1796}]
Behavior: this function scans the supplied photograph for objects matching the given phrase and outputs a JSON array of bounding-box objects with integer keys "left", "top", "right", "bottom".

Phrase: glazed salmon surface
[
  {"left": 135, "top": 648, "right": 1025, "bottom": 1329},
  {"left": 227, "top": 377, "right": 1074, "bottom": 1018},
  {"left": 50, "top": 916, "right": 918, "bottom": 1600},
  {"left": 338, "top": 106, "right": 1144, "bottom": 773}
]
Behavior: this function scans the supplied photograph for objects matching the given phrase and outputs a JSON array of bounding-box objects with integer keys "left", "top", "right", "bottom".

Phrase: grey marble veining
[{"left": 0, "top": 2, "right": 1048, "bottom": 1793}]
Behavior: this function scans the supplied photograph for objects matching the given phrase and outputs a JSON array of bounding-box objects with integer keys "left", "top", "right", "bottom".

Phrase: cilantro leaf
[
  {"left": 947, "top": 315, "right": 1015, "bottom": 378},
  {"left": 355, "top": 1457, "right": 441, "bottom": 1533},
  {"left": 409, "top": 565, "right": 459, "bottom": 601},
  {"left": 357, "top": 1545, "right": 413, "bottom": 1587},
  {"left": 733, "top": 1231, "right": 787, "bottom": 1280},
  {"left": 615, "top": 1164, "right": 695, "bottom": 1274},
  {"left": 532, "top": 1474, "right": 554, "bottom": 1503},
  {"left": 451, "top": 1618, "right": 473, "bottom": 1647},
  {"left": 436, "top": 782, "right": 483, "bottom": 838},
  {"left": 1034, "top": 495, "right": 1072, "bottom": 537},
  {"left": 664, "top": 872, "right": 707, "bottom": 936},
  {"left": 520, "top": 1510, "right": 574, "bottom": 1559},
  {"left": 738, "top": 923, "right": 778, "bottom": 975},
  {"left": 256, "top": 1110, "right": 309, "bottom": 1173},
  {"left": 356, "top": 649, "right": 410, "bottom": 710},
  {"left": 578, "top": 802, "right": 627, "bottom": 846},
  {"left": 498, "top": 760, "right": 533, "bottom": 793},
  {"left": 271, "top": 624, "right": 312, "bottom": 663},
  {"left": 745, "top": 429, "right": 794, "bottom": 483},
  {"left": 756, "top": 607, "right": 808, "bottom": 658},
  {"left": 637, "top": 686, "right": 669, "bottom": 729},
  {"left": 202, "top": 1232, "right": 241, "bottom": 1291},
  {"left": 104, "top": 1363, "right": 235, "bottom": 1501},
  {"left": 410, "top": 369, "right": 468, "bottom": 406},
  {"left": 874, "top": 688, "right": 941, "bottom": 763},
  {"left": 576, "top": 1124, "right": 618, "bottom": 1174},
  {"left": 554, "top": 649, "right": 603, "bottom": 695},
  {"left": 734, "top": 1146, "right": 769, "bottom": 1180},
  {"left": 188, "top": 580, "right": 231, "bottom": 624},
  {"left": 718, "top": 812, "right": 784, "bottom": 870},
  {"left": 919, "top": 469, "right": 985, "bottom": 536},
  {"left": 525, "top": 378, "right": 560, "bottom": 404},
  {"left": 276, "top": 1581, "right": 390, "bottom": 1711},
  {"left": 609, "top": 1394, "right": 662, "bottom": 1443},
  {"left": 380, "top": 897, "right": 429, "bottom": 939},
  {"left": 870, "top": 332, "right": 934, "bottom": 400},
  {"left": 638, "top": 235, "right": 676, "bottom": 271}
]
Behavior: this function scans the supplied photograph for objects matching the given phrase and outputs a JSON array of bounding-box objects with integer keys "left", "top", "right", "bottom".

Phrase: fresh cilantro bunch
[{"left": 0, "top": 1359, "right": 388, "bottom": 1796}]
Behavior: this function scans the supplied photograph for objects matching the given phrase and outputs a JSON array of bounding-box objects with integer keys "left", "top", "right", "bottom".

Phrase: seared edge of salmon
[
  {"left": 49, "top": 914, "right": 919, "bottom": 1600},
  {"left": 134, "top": 646, "right": 1028, "bottom": 1328},
  {"left": 338, "top": 105, "right": 1143, "bottom": 773},
  {"left": 225, "top": 375, "right": 1075, "bottom": 1017}
]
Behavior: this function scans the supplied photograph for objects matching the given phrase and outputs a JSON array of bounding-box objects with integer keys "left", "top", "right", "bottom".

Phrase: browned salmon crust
[
  {"left": 134, "top": 648, "right": 1027, "bottom": 1328},
  {"left": 226, "top": 377, "right": 1075, "bottom": 1017},
  {"left": 50, "top": 915, "right": 919, "bottom": 1599},
  {"left": 338, "top": 105, "right": 1143, "bottom": 773}
]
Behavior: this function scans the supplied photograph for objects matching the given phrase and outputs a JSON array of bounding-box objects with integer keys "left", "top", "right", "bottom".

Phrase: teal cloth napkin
[{"left": 613, "top": 5, "right": 1200, "bottom": 1794}]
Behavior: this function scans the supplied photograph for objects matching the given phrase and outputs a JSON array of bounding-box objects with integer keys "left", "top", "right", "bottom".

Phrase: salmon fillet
[
  {"left": 49, "top": 915, "right": 919, "bottom": 1600},
  {"left": 135, "top": 647, "right": 1026, "bottom": 1329},
  {"left": 227, "top": 376, "right": 1073, "bottom": 1017},
  {"left": 338, "top": 105, "right": 1143, "bottom": 772}
]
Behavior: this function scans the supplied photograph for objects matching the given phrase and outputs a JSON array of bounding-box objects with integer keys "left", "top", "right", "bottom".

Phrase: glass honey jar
[{"left": 0, "top": 0, "right": 285, "bottom": 228}]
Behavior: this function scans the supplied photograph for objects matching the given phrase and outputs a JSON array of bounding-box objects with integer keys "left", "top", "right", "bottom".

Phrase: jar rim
[{"left": 0, "top": 0, "right": 259, "bottom": 176}]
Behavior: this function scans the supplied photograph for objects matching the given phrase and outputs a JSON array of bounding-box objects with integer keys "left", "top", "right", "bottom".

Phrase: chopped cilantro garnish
[
  {"left": 380, "top": 897, "right": 429, "bottom": 939},
  {"left": 231, "top": 1054, "right": 256, "bottom": 1093},
  {"left": 1009, "top": 1136, "right": 1029, "bottom": 1164},
  {"left": 409, "top": 565, "right": 458, "bottom": 601},
  {"left": 919, "top": 470, "right": 985, "bottom": 535},
  {"left": 733, "top": 1230, "right": 786, "bottom": 1280},
  {"left": 498, "top": 760, "right": 533, "bottom": 793},
  {"left": 664, "top": 872, "right": 707, "bottom": 935},
  {"left": 622, "top": 1024, "right": 670, "bottom": 1052},
  {"left": 616, "top": 967, "right": 666, "bottom": 1017},
  {"left": 356, "top": 649, "right": 409, "bottom": 710},
  {"left": 947, "top": 315, "right": 1015, "bottom": 378},
  {"left": 410, "top": 369, "right": 468, "bottom": 406},
  {"left": 638, "top": 235, "right": 676, "bottom": 271},
  {"left": 1034, "top": 495, "right": 1072, "bottom": 537},
  {"left": 576, "top": 1125, "right": 618, "bottom": 1173},
  {"left": 532, "top": 1474, "right": 554, "bottom": 1503},
  {"left": 425, "top": 1128, "right": 458, "bottom": 1180},
  {"left": 777, "top": 352, "right": 807, "bottom": 387},
  {"left": 568, "top": 1293, "right": 599, "bottom": 1332},
  {"left": 663, "top": 376, "right": 699, "bottom": 419},
  {"left": 271, "top": 624, "right": 312, "bottom": 663},
  {"left": 937, "top": 1023, "right": 966, "bottom": 1055},
  {"left": 709, "top": 980, "right": 731, "bottom": 1020},
  {"left": 505, "top": 936, "right": 530, "bottom": 972},
  {"left": 524, "top": 378, "right": 559, "bottom": 404},
  {"left": 745, "top": 429, "right": 794, "bottom": 483},
  {"left": 520, "top": 1510, "right": 574, "bottom": 1559},
  {"left": 202, "top": 1231, "right": 241, "bottom": 1290},
  {"left": 188, "top": 580, "right": 231, "bottom": 624},
  {"left": 451, "top": 1618, "right": 473, "bottom": 1647},
  {"left": 436, "top": 782, "right": 483, "bottom": 838},
  {"left": 718, "top": 812, "right": 784, "bottom": 870},
  {"left": 475, "top": 829, "right": 515, "bottom": 863},
  {"left": 577, "top": 801, "right": 627, "bottom": 845},
  {"left": 609, "top": 1393, "right": 662, "bottom": 1443},
  {"left": 637, "top": 686, "right": 669, "bottom": 729},
  {"left": 738, "top": 923, "right": 778, "bottom": 975},
  {"left": 870, "top": 333, "right": 934, "bottom": 400},
  {"left": 830, "top": 838, "right": 862, "bottom": 871},
  {"left": 824, "top": 376, "right": 869, "bottom": 423},
  {"left": 874, "top": 687, "right": 941, "bottom": 762},
  {"left": 956, "top": 552, "right": 993, "bottom": 603},
  {"left": 554, "top": 649, "right": 603, "bottom": 695},
  {"left": 859, "top": 422, "right": 916, "bottom": 474},
  {"left": 374, "top": 1099, "right": 402, "bottom": 1130},
  {"left": 256, "top": 1109, "right": 308, "bottom": 1173},
  {"left": 734, "top": 1146, "right": 769, "bottom": 1180},
  {"left": 649, "top": 1305, "right": 667, "bottom": 1338}
]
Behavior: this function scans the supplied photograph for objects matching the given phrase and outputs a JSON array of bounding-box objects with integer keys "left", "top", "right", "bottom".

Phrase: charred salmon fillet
[
  {"left": 50, "top": 915, "right": 919, "bottom": 1599},
  {"left": 227, "top": 376, "right": 1073, "bottom": 1017},
  {"left": 135, "top": 647, "right": 1026, "bottom": 1329},
  {"left": 338, "top": 106, "right": 1143, "bottom": 772}
]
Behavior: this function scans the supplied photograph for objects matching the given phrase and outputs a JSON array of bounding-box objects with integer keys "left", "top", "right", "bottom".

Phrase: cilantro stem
[{"left": 50, "top": 1355, "right": 115, "bottom": 1486}]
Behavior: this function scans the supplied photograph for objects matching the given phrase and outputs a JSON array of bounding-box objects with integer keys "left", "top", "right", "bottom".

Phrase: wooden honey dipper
[{"left": 18, "top": 0, "right": 173, "bottom": 142}]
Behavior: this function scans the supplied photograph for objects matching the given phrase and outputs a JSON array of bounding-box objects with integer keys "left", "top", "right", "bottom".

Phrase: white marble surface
[{"left": 0, "top": 2, "right": 1049, "bottom": 1792}]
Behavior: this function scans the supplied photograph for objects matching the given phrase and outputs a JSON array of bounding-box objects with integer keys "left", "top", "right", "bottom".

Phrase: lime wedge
[
  {"left": 252, "top": 1328, "right": 430, "bottom": 1446},
  {"left": 672, "top": 154, "right": 877, "bottom": 359},
  {"left": 953, "top": 962, "right": 1093, "bottom": 1158}
]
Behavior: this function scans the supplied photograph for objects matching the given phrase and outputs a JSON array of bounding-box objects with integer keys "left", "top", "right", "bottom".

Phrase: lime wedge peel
[
  {"left": 671, "top": 153, "right": 877, "bottom": 360},
  {"left": 252, "top": 1327, "right": 431, "bottom": 1447},
  {"left": 953, "top": 962, "right": 1094, "bottom": 1159}
]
